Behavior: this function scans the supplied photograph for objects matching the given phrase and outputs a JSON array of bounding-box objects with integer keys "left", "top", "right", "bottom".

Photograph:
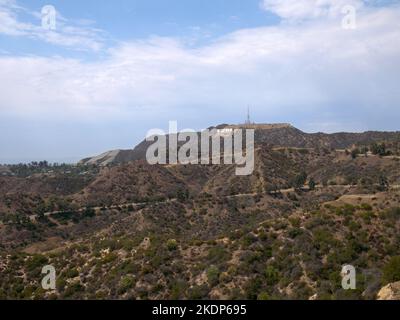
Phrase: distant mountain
[
  {"left": 79, "top": 123, "right": 400, "bottom": 166},
  {"left": 254, "top": 125, "right": 400, "bottom": 149}
]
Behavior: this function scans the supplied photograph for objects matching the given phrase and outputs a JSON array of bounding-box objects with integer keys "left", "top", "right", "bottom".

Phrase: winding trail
[{"left": 29, "top": 184, "right": 400, "bottom": 222}]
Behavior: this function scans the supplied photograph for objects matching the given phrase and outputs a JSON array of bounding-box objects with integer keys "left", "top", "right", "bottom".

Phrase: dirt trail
[{"left": 29, "top": 184, "right": 400, "bottom": 222}]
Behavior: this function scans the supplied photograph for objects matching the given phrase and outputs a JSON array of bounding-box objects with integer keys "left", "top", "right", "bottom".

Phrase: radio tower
[{"left": 245, "top": 106, "right": 252, "bottom": 125}]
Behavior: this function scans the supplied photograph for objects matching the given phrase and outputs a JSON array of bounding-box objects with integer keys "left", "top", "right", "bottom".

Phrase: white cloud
[
  {"left": 260, "top": 0, "right": 364, "bottom": 20},
  {"left": 0, "top": 0, "right": 104, "bottom": 51},
  {"left": 0, "top": 2, "right": 399, "bottom": 132}
]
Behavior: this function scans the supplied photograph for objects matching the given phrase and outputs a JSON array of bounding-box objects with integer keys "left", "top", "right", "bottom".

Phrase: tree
[
  {"left": 371, "top": 143, "right": 387, "bottom": 156},
  {"left": 378, "top": 175, "right": 389, "bottom": 191},
  {"left": 177, "top": 188, "right": 189, "bottom": 202},
  {"left": 309, "top": 177, "right": 316, "bottom": 191},
  {"left": 292, "top": 171, "right": 307, "bottom": 191},
  {"left": 351, "top": 149, "right": 359, "bottom": 159}
]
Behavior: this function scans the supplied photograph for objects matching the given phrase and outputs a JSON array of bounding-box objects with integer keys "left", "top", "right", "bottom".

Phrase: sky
[{"left": 0, "top": 0, "right": 399, "bottom": 163}]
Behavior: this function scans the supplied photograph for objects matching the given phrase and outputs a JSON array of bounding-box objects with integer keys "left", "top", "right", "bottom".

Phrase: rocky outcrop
[
  {"left": 78, "top": 149, "right": 143, "bottom": 166},
  {"left": 377, "top": 282, "right": 400, "bottom": 300}
]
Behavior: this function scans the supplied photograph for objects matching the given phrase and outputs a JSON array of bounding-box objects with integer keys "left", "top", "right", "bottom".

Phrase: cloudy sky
[{"left": 0, "top": 0, "right": 399, "bottom": 163}]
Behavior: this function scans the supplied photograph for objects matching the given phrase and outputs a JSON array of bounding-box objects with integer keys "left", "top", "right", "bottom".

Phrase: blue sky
[
  {"left": 0, "top": 0, "right": 400, "bottom": 163},
  {"left": 1, "top": 0, "right": 279, "bottom": 57}
]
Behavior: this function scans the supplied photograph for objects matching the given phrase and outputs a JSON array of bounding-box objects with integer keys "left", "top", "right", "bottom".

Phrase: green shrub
[
  {"left": 383, "top": 256, "right": 400, "bottom": 284},
  {"left": 360, "top": 203, "right": 372, "bottom": 211},
  {"left": 244, "top": 277, "right": 262, "bottom": 300},
  {"left": 65, "top": 268, "right": 79, "bottom": 279},
  {"left": 257, "top": 292, "right": 270, "bottom": 300},
  {"left": 166, "top": 239, "right": 178, "bottom": 251},
  {"left": 207, "top": 266, "right": 220, "bottom": 286},
  {"left": 207, "top": 245, "right": 228, "bottom": 264},
  {"left": 187, "top": 284, "right": 209, "bottom": 300},
  {"left": 170, "top": 280, "right": 187, "bottom": 299},
  {"left": 63, "top": 282, "right": 84, "bottom": 298},
  {"left": 265, "top": 265, "right": 279, "bottom": 285},
  {"left": 26, "top": 254, "right": 48, "bottom": 272},
  {"left": 118, "top": 276, "right": 135, "bottom": 294}
]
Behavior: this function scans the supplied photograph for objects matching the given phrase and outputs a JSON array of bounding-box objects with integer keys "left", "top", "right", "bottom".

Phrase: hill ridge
[{"left": 78, "top": 123, "right": 400, "bottom": 166}]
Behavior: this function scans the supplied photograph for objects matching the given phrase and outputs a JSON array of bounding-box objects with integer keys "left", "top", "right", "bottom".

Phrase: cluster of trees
[
  {"left": 9, "top": 161, "right": 59, "bottom": 170},
  {"left": 291, "top": 171, "right": 316, "bottom": 191},
  {"left": 370, "top": 143, "right": 390, "bottom": 156},
  {"left": 265, "top": 171, "right": 317, "bottom": 192},
  {"left": 349, "top": 142, "right": 394, "bottom": 159},
  {"left": 267, "top": 172, "right": 316, "bottom": 194},
  {"left": 7, "top": 162, "right": 98, "bottom": 177}
]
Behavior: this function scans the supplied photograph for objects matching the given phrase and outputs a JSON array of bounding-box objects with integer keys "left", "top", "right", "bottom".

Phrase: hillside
[
  {"left": 0, "top": 124, "right": 399, "bottom": 300},
  {"left": 79, "top": 124, "right": 400, "bottom": 166}
]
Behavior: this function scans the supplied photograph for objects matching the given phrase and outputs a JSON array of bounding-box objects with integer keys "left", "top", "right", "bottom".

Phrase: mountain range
[
  {"left": 78, "top": 124, "right": 400, "bottom": 166},
  {"left": 0, "top": 123, "right": 399, "bottom": 300}
]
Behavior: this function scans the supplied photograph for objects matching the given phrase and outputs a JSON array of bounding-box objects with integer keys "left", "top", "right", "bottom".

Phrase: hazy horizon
[{"left": 1, "top": 120, "right": 399, "bottom": 164}]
